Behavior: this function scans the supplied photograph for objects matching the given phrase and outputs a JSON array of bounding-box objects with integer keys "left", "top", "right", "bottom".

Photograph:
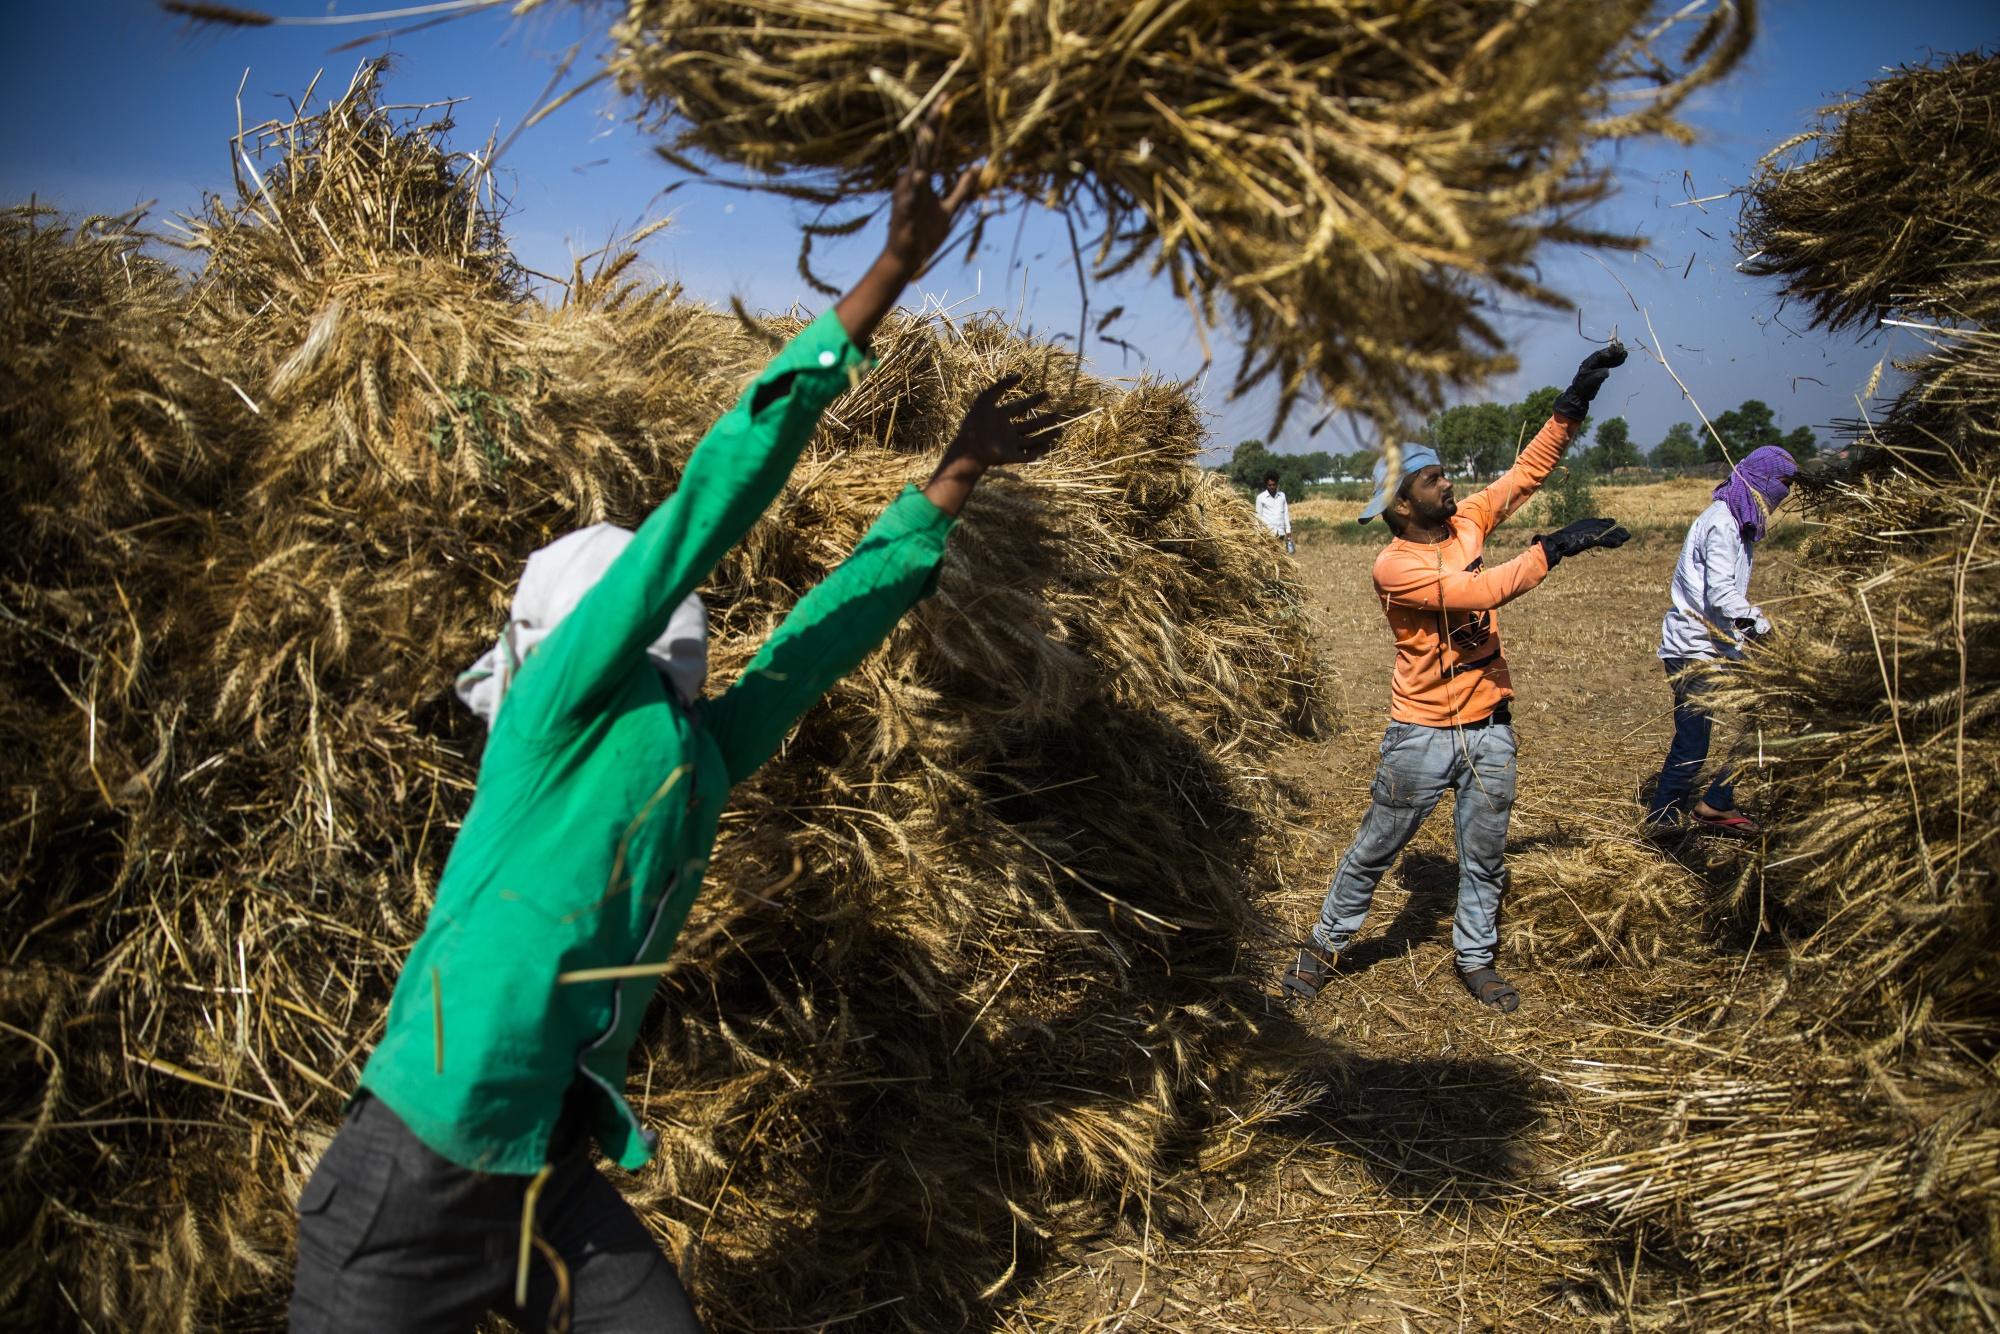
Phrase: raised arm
[
  {"left": 503, "top": 125, "right": 980, "bottom": 736},
  {"left": 1457, "top": 344, "right": 1626, "bottom": 534},
  {"left": 1456, "top": 413, "right": 1577, "bottom": 533},
  {"left": 703, "top": 376, "right": 1061, "bottom": 783},
  {"left": 833, "top": 112, "right": 977, "bottom": 349},
  {"left": 1376, "top": 543, "right": 1552, "bottom": 615}
]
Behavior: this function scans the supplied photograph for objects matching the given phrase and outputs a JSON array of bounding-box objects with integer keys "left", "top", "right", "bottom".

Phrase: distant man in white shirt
[
  {"left": 1647, "top": 445, "right": 1799, "bottom": 834},
  {"left": 1255, "top": 471, "right": 1294, "bottom": 554}
]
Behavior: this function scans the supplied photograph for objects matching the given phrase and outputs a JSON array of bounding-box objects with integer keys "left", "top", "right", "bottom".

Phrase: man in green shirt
[{"left": 288, "top": 143, "right": 1059, "bottom": 1333}]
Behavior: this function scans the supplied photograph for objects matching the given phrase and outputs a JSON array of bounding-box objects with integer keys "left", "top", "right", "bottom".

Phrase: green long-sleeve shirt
[{"left": 359, "top": 310, "right": 956, "bottom": 1174}]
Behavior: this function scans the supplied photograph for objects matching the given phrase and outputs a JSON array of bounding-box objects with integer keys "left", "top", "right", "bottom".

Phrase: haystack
[
  {"left": 565, "top": 0, "right": 1753, "bottom": 433},
  {"left": 1555, "top": 52, "right": 2000, "bottom": 1328},
  {"left": 0, "top": 63, "right": 1328, "bottom": 1332},
  {"left": 1739, "top": 50, "right": 2000, "bottom": 333}
]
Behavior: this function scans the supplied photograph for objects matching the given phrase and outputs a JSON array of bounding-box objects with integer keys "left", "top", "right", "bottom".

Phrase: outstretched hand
[
  {"left": 1552, "top": 340, "right": 1628, "bottom": 419},
  {"left": 948, "top": 374, "right": 1063, "bottom": 467},
  {"left": 921, "top": 374, "right": 1064, "bottom": 517},
  {"left": 1534, "top": 516, "right": 1632, "bottom": 568},
  {"left": 1576, "top": 343, "right": 1629, "bottom": 377},
  {"left": 834, "top": 104, "right": 981, "bottom": 348},
  {"left": 883, "top": 107, "right": 980, "bottom": 279}
]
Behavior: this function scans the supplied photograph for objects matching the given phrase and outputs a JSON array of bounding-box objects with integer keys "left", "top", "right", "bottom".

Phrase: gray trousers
[
  {"left": 289, "top": 1093, "right": 704, "bottom": 1334},
  {"left": 1313, "top": 718, "right": 1517, "bottom": 971}
]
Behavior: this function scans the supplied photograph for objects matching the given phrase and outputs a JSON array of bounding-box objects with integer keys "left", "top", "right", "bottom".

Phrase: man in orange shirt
[{"left": 1281, "top": 346, "right": 1633, "bottom": 1012}]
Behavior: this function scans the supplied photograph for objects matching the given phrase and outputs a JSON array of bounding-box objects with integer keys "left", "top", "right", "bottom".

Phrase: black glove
[
  {"left": 1534, "top": 517, "right": 1632, "bottom": 567},
  {"left": 1550, "top": 342, "right": 1628, "bottom": 420}
]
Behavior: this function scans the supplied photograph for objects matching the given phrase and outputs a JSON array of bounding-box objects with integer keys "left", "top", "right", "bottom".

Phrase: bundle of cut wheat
[
  {"left": 564, "top": 0, "right": 1752, "bottom": 437},
  {"left": 1554, "top": 51, "right": 2000, "bottom": 1330},
  {"left": 1558, "top": 1027, "right": 2000, "bottom": 1327},
  {"left": 1739, "top": 50, "right": 2000, "bottom": 332},
  {"left": 0, "top": 63, "right": 1330, "bottom": 1332},
  {"left": 1506, "top": 833, "right": 1716, "bottom": 969}
]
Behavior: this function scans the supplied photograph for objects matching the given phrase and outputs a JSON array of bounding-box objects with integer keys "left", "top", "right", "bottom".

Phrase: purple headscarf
[{"left": 1714, "top": 445, "right": 1798, "bottom": 541}]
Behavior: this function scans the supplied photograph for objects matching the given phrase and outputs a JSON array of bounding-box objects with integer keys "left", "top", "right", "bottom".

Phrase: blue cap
[{"left": 1357, "top": 444, "right": 1442, "bottom": 523}]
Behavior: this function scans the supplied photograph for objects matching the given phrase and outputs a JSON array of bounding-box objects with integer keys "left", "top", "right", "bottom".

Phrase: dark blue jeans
[{"left": 1648, "top": 658, "right": 1735, "bottom": 821}]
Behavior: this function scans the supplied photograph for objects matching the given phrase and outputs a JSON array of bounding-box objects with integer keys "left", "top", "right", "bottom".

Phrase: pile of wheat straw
[
  {"left": 573, "top": 0, "right": 1752, "bottom": 436},
  {"left": 1551, "top": 51, "right": 2000, "bottom": 1330},
  {"left": 1739, "top": 50, "right": 2000, "bottom": 335},
  {"left": 0, "top": 62, "right": 1330, "bottom": 1332}
]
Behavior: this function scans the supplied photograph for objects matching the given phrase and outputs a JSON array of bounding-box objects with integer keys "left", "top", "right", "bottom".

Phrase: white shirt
[
  {"left": 1658, "top": 499, "right": 1770, "bottom": 662},
  {"left": 1254, "top": 488, "right": 1291, "bottom": 536}
]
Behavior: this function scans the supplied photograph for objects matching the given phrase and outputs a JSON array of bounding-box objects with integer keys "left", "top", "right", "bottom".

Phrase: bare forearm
[
  {"left": 833, "top": 251, "right": 916, "bottom": 350},
  {"left": 919, "top": 453, "right": 986, "bottom": 518},
  {"left": 834, "top": 116, "right": 977, "bottom": 348}
]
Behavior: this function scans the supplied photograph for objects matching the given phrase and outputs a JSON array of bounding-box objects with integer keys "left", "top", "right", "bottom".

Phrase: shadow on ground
[
  {"left": 1282, "top": 1055, "right": 1549, "bottom": 1207},
  {"left": 1325, "top": 850, "right": 1460, "bottom": 974}
]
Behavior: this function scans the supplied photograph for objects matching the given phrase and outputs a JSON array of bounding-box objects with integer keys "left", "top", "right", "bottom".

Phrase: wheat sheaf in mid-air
[{"left": 165, "top": 0, "right": 1753, "bottom": 457}]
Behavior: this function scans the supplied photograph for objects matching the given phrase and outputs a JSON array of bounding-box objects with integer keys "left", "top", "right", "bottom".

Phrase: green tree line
[
  {"left": 1645, "top": 400, "right": 1820, "bottom": 469},
  {"left": 1429, "top": 391, "right": 1819, "bottom": 475},
  {"left": 1220, "top": 441, "right": 1375, "bottom": 498},
  {"left": 1220, "top": 392, "right": 1820, "bottom": 492}
]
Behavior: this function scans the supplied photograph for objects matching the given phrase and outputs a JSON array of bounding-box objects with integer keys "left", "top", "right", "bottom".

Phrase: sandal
[
  {"left": 1691, "top": 808, "right": 1762, "bottom": 836},
  {"left": 1279, "top": 942, "right": 1338, "bottom": 1001},
  {"left": 1460, "top": 966, "right": 1520, "bottom": 1013}
]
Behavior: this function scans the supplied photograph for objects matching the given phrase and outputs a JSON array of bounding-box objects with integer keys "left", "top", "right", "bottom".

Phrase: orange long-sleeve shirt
[{"left": 1373, "top": 414, "right": 1580, "bottom": 726}]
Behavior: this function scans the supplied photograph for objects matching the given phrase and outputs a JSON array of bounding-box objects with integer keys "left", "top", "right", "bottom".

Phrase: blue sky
[{"left": 2, "top": 1, "right": 1994, "bottom": 459}]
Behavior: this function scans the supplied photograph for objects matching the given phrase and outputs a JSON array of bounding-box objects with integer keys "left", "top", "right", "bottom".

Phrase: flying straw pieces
[
  {"left": 0, "top": 63, "right": 1331, "bottom": 1331},
  {"left": 1549, "top": 50, "right": 2000, "bottom": 1329},
  {"left": 573, "top": 0, "right": 1754, "bottom": 437}
]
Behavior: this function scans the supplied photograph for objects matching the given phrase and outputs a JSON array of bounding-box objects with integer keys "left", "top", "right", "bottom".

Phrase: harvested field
[
  {"left": 1001, "top": 516, "right": 1788, "bottom": 1331},
  {"left": 1287, "top": 494, "right": 1371, "bottom": 526},
  {"left": 1053, "top": 50, "right": 2000, "bottom": 1332}
]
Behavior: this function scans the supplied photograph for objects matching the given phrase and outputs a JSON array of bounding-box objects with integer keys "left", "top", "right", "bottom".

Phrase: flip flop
[
  {"left": 1279, "top": 943, "right": 1338, "bottom": 1002},
  {"left": 1691, "top": 809, "right": 1762, "bottom": 836},
  {"left": 1459, "top": 967, "right": 1520, "bottom": 1013}
]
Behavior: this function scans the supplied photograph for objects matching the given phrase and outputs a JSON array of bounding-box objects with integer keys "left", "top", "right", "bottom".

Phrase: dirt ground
[{"left": 1001, "top": 481, "right": 1799, "bottom": 1332}]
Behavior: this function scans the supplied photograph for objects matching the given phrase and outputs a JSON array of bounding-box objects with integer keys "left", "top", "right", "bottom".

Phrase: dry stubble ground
[{"left": 1003, "top": 479, "right": 1801, "bottom": 1332}]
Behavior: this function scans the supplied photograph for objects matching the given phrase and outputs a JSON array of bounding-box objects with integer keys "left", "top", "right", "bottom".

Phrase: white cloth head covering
[{"left": 455, "top": 523, "right": 707, "bottom": 727}]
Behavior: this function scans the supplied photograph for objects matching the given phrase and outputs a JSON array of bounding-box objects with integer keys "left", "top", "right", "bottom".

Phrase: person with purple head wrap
[
  {"left": 1715, "top": 445, "right": 1800, "bottom": 542},
  {"left": 1646, "top": 445, "right": 1800, "bottom": 832}
]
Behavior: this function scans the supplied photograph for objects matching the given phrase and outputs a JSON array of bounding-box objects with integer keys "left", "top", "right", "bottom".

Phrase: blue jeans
[
  {"left": 1313, "top": 718, "right": 1517, "bottom": 972},
  {"left": 1647, "top": 658, "right": 1735, "bottom": 821}
]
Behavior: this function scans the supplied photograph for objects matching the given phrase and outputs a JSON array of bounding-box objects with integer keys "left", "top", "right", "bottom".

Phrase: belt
[
  {"left": 1457, "top": 706, "right": 1511, "bottom": 729},
  {"left": 1444, "top": 649, "right": 1501, "bottom": 679}
]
